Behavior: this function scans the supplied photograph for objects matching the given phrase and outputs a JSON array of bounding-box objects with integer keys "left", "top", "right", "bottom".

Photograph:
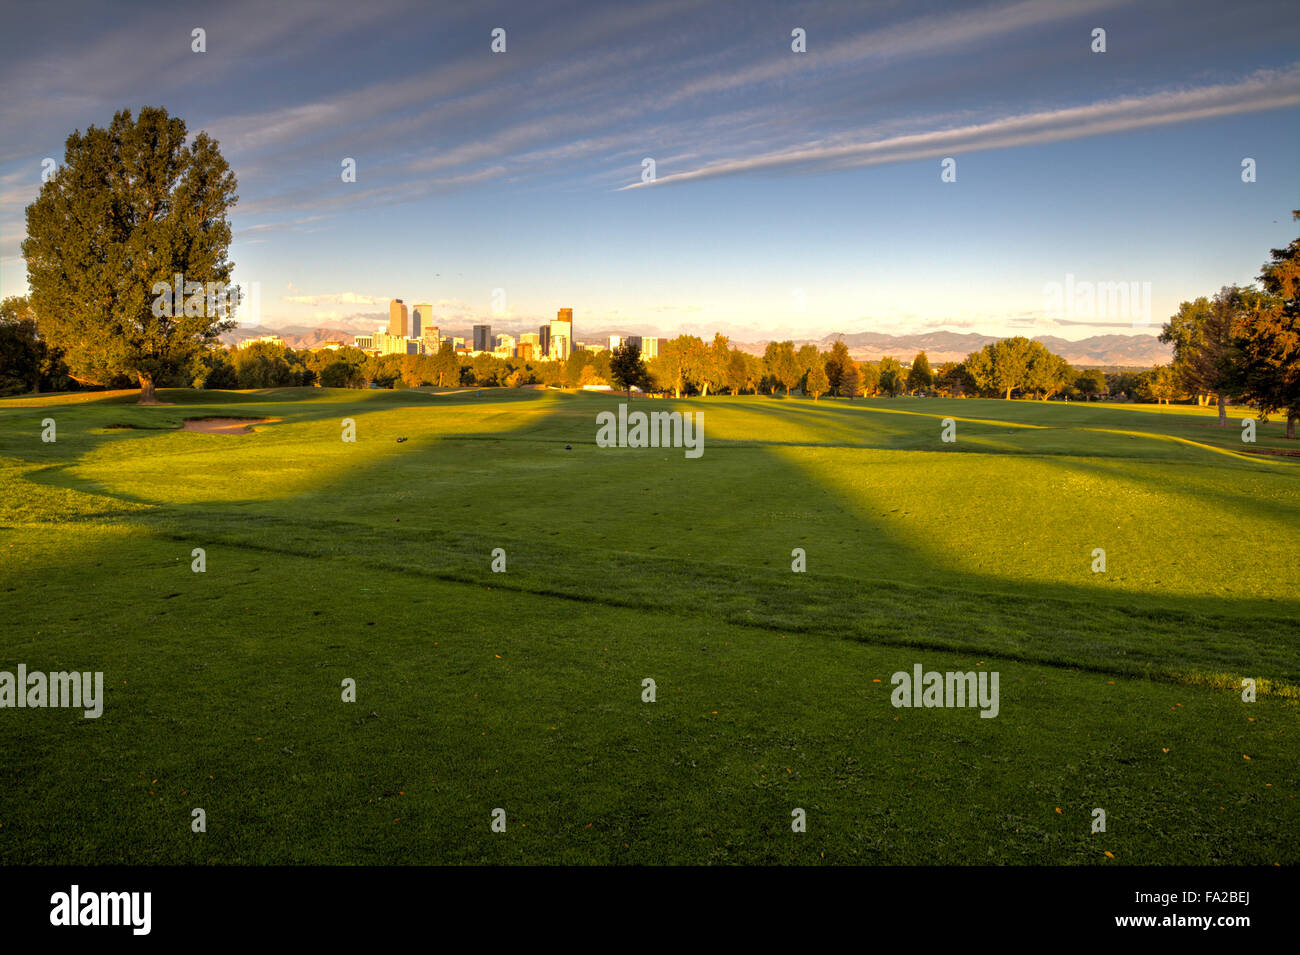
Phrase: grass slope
[{"left": 1, "top": 388, "right": 1296, "bottom": 864}]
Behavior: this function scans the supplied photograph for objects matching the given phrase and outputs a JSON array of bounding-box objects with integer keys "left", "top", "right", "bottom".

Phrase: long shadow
[
  {"left": 5, "top": 387, "right": 1298, "bottom": 689},
  {"left": 5, "top": 386, "right": 1300, "bottom": 868}
]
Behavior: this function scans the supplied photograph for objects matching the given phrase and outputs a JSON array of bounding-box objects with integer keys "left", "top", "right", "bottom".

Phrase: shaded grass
[{"left": 1, "top": 388, "right": 1297, "bottom": 864}]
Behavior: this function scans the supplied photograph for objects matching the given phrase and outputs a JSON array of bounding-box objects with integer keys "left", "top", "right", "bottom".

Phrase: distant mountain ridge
[
  {"left": 222, "top": 324, "right": 1170, "bottom": 368},
  {"left": 802, "top": 330, "right": 1171, "bottom": 367}
]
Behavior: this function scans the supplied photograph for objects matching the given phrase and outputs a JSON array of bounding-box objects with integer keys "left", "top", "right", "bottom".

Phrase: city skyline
[{"left": 1, "top": 0, "right": 1297, "bottom": 339}]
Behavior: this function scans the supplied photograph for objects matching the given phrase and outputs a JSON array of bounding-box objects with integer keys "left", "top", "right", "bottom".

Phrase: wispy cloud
[{"left": 623, "top": 65, "right": 1300, "bottom": 189}]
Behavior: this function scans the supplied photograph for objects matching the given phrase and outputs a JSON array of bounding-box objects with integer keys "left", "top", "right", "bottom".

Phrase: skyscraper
[
  {"left": 389, "top": 299, "right": 409, "bottom": 337},
  {"left": 473, "top": 324, "right": 493, "bottom": 351},
  {"left": 413, "top": 303, "right": 434, "bottom": 339},
  {"left": 549, "top": 307, "right": 574, "bottom": 361}
]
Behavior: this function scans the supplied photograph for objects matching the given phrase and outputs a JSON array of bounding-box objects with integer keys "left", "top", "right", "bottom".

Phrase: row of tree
[{"left": 0, "top": 303, "right": 1213, "bottom": 406}]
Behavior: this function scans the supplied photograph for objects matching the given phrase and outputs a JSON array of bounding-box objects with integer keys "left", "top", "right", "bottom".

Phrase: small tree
[
  {"left": 0, "top": 296, "right": 66, "bottom": 394},
  {"left": 840, "top": 361, "right": 861, "bottom": 400},
  {"left": 856, "top": 360, "right": 878, "bottom": 397},
  {"left": 608, "top": 340, "right": 646, "bottom": 396},
  {"left": 824, "top": 339, "right": 852, "bottom": 393},
  {"left": 906, "top": 352, "right": 933, "bottom": 394},
  {"left": 878, "top": 356, "right": 904, "bottom": 396},
  {"left": 320, "top": 360, "right": 365, "bottom": 388},
  {"left": 726, "top": 349, "right": 748, "bottom": 395},
  {"left": 806, "top": 364, "right": 829, "bottom": 400},
  {"left": 1075, "top": 368, "right": 1108, "bottom": 401}
]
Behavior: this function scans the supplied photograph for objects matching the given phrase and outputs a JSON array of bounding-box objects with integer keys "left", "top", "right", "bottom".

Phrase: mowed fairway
[{"left": 1, "top": 387, "right": 1297, "bottom": 865}]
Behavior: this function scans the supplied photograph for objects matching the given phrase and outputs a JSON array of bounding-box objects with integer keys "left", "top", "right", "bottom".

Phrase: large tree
[
  {"left": 23, "top": 107, "right": 240, "bottom": 403},
  {"left": 966, "top": 336, "right": 1034, "bottom": 399},
  {"left": 1023, "top": 344, "right": 1072, "bottom": 400},
  {"left": 1233, "top": 210, "right": 1300, "bottom": 438},
  {"left": 1159, "top": 286, "right": 1247, "bottom": 426},
  {"left": 763, "top": 340, "right": 800, "bottom": 396}
]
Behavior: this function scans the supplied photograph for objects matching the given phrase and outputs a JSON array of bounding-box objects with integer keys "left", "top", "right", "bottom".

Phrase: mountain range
[{"left": 222, "top": 324, "right": 1170, "bottom": 368}]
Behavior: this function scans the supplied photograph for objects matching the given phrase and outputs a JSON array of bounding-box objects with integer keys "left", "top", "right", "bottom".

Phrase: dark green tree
[
  {"left": 1233, "top": 211, "right": 1300, "bottom": 438},
  {"left": 608, "top": 340, "right": 647, "bottom": 396},
  {"left": 23, "top": 107, "right": 239, "bottom": 403},
  {"left": 906, "top": 351, "right": 933, "bottom": 394},
  {"left": 878, "top": 356, "right": 905, "bottom": 396},
  {"left": 0, "top": 296, "right": 66, "bottom": 394},
  {"left": 1160, "top": 287, "right": 1247, "bottom": 426}
]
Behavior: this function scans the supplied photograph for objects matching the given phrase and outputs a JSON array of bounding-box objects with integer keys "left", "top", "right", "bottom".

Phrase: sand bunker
[{"left": 182, "top": 417, "right": 275, "bottom": 435}]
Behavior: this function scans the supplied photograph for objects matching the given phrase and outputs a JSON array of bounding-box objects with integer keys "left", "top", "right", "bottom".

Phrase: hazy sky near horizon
[{"left": 1, "top": 0, "right": 1297, "bottom": 340}]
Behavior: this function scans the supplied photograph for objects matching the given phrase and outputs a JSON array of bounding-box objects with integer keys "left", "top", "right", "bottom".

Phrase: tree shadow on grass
[{"left": 5, "top": 387, "right": 1298, "bottom": 690}]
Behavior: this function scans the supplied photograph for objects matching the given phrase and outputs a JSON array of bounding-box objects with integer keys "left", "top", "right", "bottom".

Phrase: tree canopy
[{"left": 23, "top": 107, "right": 240, "bottom": 402}]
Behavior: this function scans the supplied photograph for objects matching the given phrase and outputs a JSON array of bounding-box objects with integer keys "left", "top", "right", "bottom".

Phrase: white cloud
[
  {"left": 623, "top": 65, "right": 1300, "bottom": 189},
  {"left": 284, "top": 291, "right": 381, "bottom": 306}
]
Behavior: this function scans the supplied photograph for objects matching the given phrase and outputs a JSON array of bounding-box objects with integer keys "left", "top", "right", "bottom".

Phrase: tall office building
[
  {"left": 608, "top": 334, "right": 623, "bottom": 351},
  {"left": 550, "top": 332, "right": 570, "bottom": 361},
  {"left": 641, "top": 337, "right": 661, "bottom": 359},
  {"left": 538, "top": 324, "right": 551, "bottom": 357},
  {"left": 389, "top": 299, "right": 409, "bottom": 337},
  {"left": 473, "top": 324, "right": 493, "bottom": 352},
  {"left": 423, "top": 324, "right": 441, "bottom": 351},
  {"left": 412, "top": 304, "right": 434, "bottom": 339},
  {"left": 549, "top": 308, "right": 574, "bottom": 361},
  {"left": 413, "top": 306, "right": 434, "bottom": 340}
]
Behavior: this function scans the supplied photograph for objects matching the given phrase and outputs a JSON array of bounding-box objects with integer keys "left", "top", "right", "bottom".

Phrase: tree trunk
[
  {"left": 1287, "top": 414, "right": 1297, "bottom": 440},
  {"left": 1004, "top": 387, "right": 1012, "bottom": 400},
  {"left": 138, "top": 374, "right": 157, "bottom": 404},
  {"left": 1217, "top": 394, "right": 1227, "bottom": 427}
]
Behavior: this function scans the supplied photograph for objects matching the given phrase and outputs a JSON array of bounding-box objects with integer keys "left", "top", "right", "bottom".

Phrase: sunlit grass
[{"left": 1, "top": 387, "right": 1296, "bottom": 864}]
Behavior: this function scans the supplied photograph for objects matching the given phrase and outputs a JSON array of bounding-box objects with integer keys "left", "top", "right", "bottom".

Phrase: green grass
[{"left": 1, "top": 387, "right": 1297, "bottom": 864}]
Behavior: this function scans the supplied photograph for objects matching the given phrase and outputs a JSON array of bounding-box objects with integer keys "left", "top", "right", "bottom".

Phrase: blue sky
[{"left": 1, "top": 0, "right": 1297, "bottom": 340}]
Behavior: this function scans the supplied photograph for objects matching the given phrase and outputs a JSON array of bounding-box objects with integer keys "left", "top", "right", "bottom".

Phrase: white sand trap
[{"left": 182, "top": 417, "right": 276, "bottom": 435}]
